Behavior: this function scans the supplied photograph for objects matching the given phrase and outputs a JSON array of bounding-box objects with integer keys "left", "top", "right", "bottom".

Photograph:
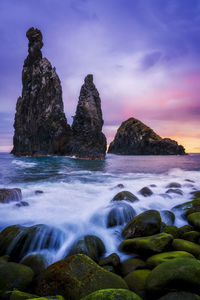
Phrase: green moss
[
  {"left": 162, "top": 225, "right": 179, "bottom": 238},
  {"left": 119, "top": 258, "right": 146, "bottom": 277},
  {"left": 112, "top": 190, "right": 138, "bottom": 203},
  {"left": 10, "top": 290, "right": 39, "bottom": 300},
  {"left": 124, "top": 269, "right": 151, "bottom": 297},
  {"left": 80, "top": 288, "right": 142, "bottom": 300},
  {"left": 187, "top": 212, "right": 200, "bottom": 230},
  {"left": 172, "top": 239, "right": 200, "bottom": 257},
  {"left": 30, "top": 297, "right": 64, "bottom": 300},
  {"left": 182, "top": 231, "right": 200, "bottom": 243}
]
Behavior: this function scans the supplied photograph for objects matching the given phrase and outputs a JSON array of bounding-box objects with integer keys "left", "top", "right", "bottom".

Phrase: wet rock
[
  {"left": 158, "top": 291, "right": 200, "bottom": 300},
  {"left": 35, "top": 254, "right": 128, "bottom": 300},
  {"left": 0, "top": 255, "right": 10, "bottom": 264},
  {"left": 0, "top": 188, "right": 22, "bottom": 203},
  {"left": 188, "top": 212, "right": 200, "bottom": 230},
  {"left": 166, "top": 182, "right": 181, "bottom": 188},
  {"left": 146, "top": 258, "right": 200, "bottom": 296},
  {"left": 35, "top": 190, "right": 44, "bottom": 194},
  {"left": 179, "top": 225, "right": 195, "bottom": 238},
  {"left": 191, "top": 190, "right": 200, "bottom": 199},
  {"left": 162, "top": 225, "right": 179, "bottom": 239},
  {"left": 10, "top": 290, "right": 39, "bottom": 300},
  {"left": 160, "top": 210, "right": 175, "bottom": 225},
  {"left": 120, "top": 233, "right": 173, "bottom": 255},
  {"left": 166, "top": 188, "right": 183, "bottom": 195},
  {"left": 150, "top": 184, "right": 157, "bottom": 187},
  {"left": 111, "top": 184, "right": 125, "bottom": 189},
  {"left": 0, "top": 262, "right": 34, "bottom": 295},
  {"left": 12, "top": 27, "right": 71, "bottom": 156},
  {"left": 122, "top": 210, "right": 161, "bottom": 239},
  {"left": 146, "top": 251, "right": 194, "bottom": 269},
  {"left": 185, "top": 179, "right": 195, "bottom": 183},
  {"left": 80, "top": 289, "right": 142, "bottom": 300},
  {"left": 71, "top": 74, "right": 107, "bottom": 160},
  {"left": 99, "top": 253, "right": 120, "bottom": 267},
  {"left": 139, "top": 187, "right": 153, "bottom": 197},
  {"left": 172, "top": 239, "right": 200, "bottom": 257},
  {"left": 118, "top": 257, "right": 146, "bottom": 277},
  {"left": 112, "top": 190, "right": 138, "bottom": 203},
  {"left": 107, "top": 202, "right": 136, "bottom": 228},
  {"left": 15, "top": 201, "right": 29, "bottom": 208},
  {"left": 124, "top": 269, "right": 151, "bottom": 298},
  {"left": 0, "top": 224, "right": 65, "bottom": 261},
  {"left": 108, "top": 117, "right": 185, "bottom": 155},
  {"left": 182, "top": 231, "right": 200, "bottom": 243},
  {"left": 68, "top": 235, "right": 105, "bottom": 262},
  {"left": 20, "top": 253, "right": 47, "bottom": 276}
]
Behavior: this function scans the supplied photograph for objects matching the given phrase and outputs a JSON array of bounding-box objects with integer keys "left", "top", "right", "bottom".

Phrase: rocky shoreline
[{"left": 1, "top": 184, "right": 200, "bottom": 299}]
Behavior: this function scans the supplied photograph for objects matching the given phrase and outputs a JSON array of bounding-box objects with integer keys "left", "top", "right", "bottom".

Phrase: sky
[{"left": 0, "top": 0, "right": 200, "bottom": 153}]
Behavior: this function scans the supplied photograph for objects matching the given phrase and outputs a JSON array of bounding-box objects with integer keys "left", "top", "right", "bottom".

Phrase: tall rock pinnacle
[
  {"left": 71, "top": 74, "right": 107, "bottom": 160},
  {"left": 12, "top": 27, "right": 71, "bottom": 155}
]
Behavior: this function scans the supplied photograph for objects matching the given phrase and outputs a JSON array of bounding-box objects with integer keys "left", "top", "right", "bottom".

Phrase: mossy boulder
[
  {"left": 172, "top": 199, "right": 200, "bottom": 218},
  {"left": 80, "top": 289, "right": 142, "bottom": 300},
  {"left": 158, "top": 291, "right": 200, "bottom": 300},
  {"left": 10, "top": 290, "right": 39, "bottom": 300},
  {"left": 139, "top": 187, "right": 153, "bottom": 197},
  {"left": 182, "top": 231, "right": 200, "bottom": 243},
  {"left": 191, "top": 191, "right": 200, "bottom": 199},
  {"left": 112, "top": 191, "right": 138, "bottom": 203},
  {"left": 188, "top": 212, "right": 200, "bottom": 230},
  {"left": 146, "top": 258, "right": 200, "bottom": 296},
  {"left": 146, "top": 251, "right": 194, "bottom": 269},
  {"left": 120, "top": 233, "right": 173, "bottom": 255},
  {"left": 179, "top": 225, "right": 195, "bottom": 238},
  {"left": 68, "top": 235, "right": 105, "bottom": 262},
  {"left": 162, "top": 225, "right": 179, "bottom": 238},
  {"left": 160, "top": 210, "right": 175, "bottom": 225},
  {"left": 122, "top": 210, "right": 161, "bottom": 239},
  {"left": 20, "top": 253, "right": 47, "bottom": 276},
  {"left": 0, "top": 255, "right": 10, "bottom": 264},
  {"left": 0, "top": 262, "right": 34, "bottom": 294},
  {"left": 99, "top": 253, "right": 120, "bottom": 267},
  {"left": 35, "top": 254, "right": 128, "bottom": 300},
  {"left": 107, "top": 203, "right": 136, "bottom": 228},
  {"left": 30, "top": 297, "right": 64, "bottom": 300},
  {"left": 124, "top": 269, "right": 151, "bottom": 298},
  {"left": 172, "top": 239, "right": 200, "bottom": 257},
  {"left": 119, "top": 257, "right": 146, "bottom": 277}
]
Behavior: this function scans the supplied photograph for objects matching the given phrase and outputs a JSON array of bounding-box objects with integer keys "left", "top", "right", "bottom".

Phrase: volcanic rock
[
  {"left": 108, "top": 117, "right": 185, "bottom": 155},
  {"left": 71, "top": 74, "right": 107, "bottom": 160},
  {"left": 12, "top": 27, "right": 71, "bottom": 156}
]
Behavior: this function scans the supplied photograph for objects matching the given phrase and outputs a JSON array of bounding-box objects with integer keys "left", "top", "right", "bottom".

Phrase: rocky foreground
[
  {"left": 1, "top": 186, "right": 200, "bottom": 299},
  {"left": 108, "top": 118, "right": 185, "bottom": 155}
]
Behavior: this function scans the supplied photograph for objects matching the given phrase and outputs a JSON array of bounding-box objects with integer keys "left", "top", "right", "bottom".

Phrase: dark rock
[
  {"left": 112, "top": 190, "right": 138, "bottom": 203},
  {"left": 108, "top": 117, "right": 185, "bottom": 155},
  {"left": 187, "top": 212, "right": 200, "bottom": 230},
  {"left": 0, "top": 255, "right": 10, "bottom": 264},
  {"left": 158, "top": 291, "right": 200, "bottom": 300},
  {"left": 12, "top": 27, "right": 71, "bottom": 156},
  {"left": 99, "top": 253, "right": 120, "bottom": 267},
  {"left": 119, "top": 257, "right": 146, "bottom": 277},
  {"left": 111, "top": 184, "right": 125, "bottom": 189},
  {"left": 166, "top": 182, "right": 181, "bottom": 188},
  {"left": 166, "top": 188, "right": 183, "bottom": 195},
  {"left": 172, "top": 239, "right": 200, "bottom": 257},
  {"left": 20, "top": 253, "right": 47, "bottom": 276},
  {"left": 67, "top": 235, "right": 105, "bottom": 262},
  {"left": 80, "top": 289, "right": 142, "bottom": 300},
  {"left": 0, "top": 188, "right": 22, "bottom": 203},
  {"left": 150, "top": 184, "right": 157, "bottom": 187},
  {"left": 162, "top": 225, "right": 179, "bottom": 238},
  {"left": 191, "top": 190, "right": 200, "bottom": 199},
  {"left": 10, "top": 290, "right": 40, "bottom": 300},
  {"left": 15, "top": 201, "right": 29, "bottom": 208},
  {"left": 35, "top": 190, "right": 44, "bottom": 194},
  {"left": 182, "top": 231, "right": 200, "bottom": 243},
  {"left": 107, "top": 202, "right": 136, "bottom": 228},
  {"left": 179, "top": 225, "right": 195, "bottom": 238},
  {"left": 185, "top": 179, "right": 195, "bottom": 183},
  {"left": 35, "top": 254, "right": 128, "bottom": 299},
  {"left": 122, "top": 210, "right": 161, "bottom": 239},
  {"left": 160, "top": 210, "right": 175, "bottom": 225},
  {"left": 139, "top": 186, "right": 153, "bottom": 197},
  {"left": 124, "top": 269, "right": 151, "bottom": 298},
  {"left": 70, "top": 74, "right": 107, "bottom": 160}
]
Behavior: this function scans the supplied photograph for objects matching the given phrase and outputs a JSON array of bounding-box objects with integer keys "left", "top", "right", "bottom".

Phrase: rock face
[
  {"left": 108, "top": 118, "right": 185, "bottom": 155},
  {"left": 71, "top": 74, "right": 107, "bottom": 160},
  {"left": 12, "top": 27, "right": 71, "bottom": 156}
]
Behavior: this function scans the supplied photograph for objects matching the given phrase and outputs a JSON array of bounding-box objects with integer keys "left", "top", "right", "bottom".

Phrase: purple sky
[{"left": 0, "top": 0, "right": 200, "bottom": 152}]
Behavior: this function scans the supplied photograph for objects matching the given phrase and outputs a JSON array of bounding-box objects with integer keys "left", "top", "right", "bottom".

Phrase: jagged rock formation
[
  {"left": 12, "top": 27, "right": 71, "bottom": 156},
  {"left": 70, "top": 74, "right": 107, "bottom": 160},
  {"left": 108, "top": 118, "right": 185, "bottom": 155}
]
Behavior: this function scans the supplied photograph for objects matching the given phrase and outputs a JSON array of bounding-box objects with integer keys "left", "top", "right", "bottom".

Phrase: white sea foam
[{"left": 12, "top": 160, "right": 37, "bottom": 168}]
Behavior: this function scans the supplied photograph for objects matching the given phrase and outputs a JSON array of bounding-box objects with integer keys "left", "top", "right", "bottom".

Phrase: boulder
[
  {"left": 0, "top": 188, "right": 22, "bottom": 203},
  {"left": 179, "top": 225, "right": 195, "bottom": 238},
  {"left": 139, "top": 187, "right": 153, "bottom": 197},
  {"left": 166, "top": 182, "right": 181, "bottom": 188},
  {"left": 124, "top": 269, "right": 151, "bottom": 298},
  {"left": 0, "top": 255, "right": 10, "bottom": 264},
  {"left": 166, "top": 189, "right": 183, "bottom": 195},
  {"left": 20, "top": 253, "right": 47, "bottom": 276},
  {"left": 191, "top": 190, "right": 200, "bottom": 199},
  {"left": 12, "top": 27, "right": 71, "bottom": 156},
  {"left": 0, "top": 262, "right": 34, "bottom": 294},
  {"left": 35, "top": 254, "right": 128, "bottom": 300},
  {"left": 188, "top": 212, "right": 200, "bottom": 230},
  {"left": 112, "top": 191, "right": 138, "bottom": 203},
  {"left": 122, "top": 210, "right": 161, "bottom": 239},
  {"left": 120, "top": 233, "right": 173, "bottom": 255},
  {"left": 182, "top": 231, "right": 200, "bottom": 243},
  {"left": 80, "top": 289, "right": 142, "bottom": 300},
  {"left": 172, "top": 239, "right": 200, "bottom": 257},
  {"left": 15, "top": 201, "right": 29, "bottom": 208},
  {"left": 67, "top": 235, "right": 105, "bottom": 262},
  {"left": 107, "top": 203, "right": 136, "bottom": 228},
  {"left": 108, "top": 117, "right": 185, "bottom": 155},
  {"left": 146, "top": 251, "right": 194, "bottom": 269},
  {"left": 119, "top": 257, "right": 146, "bottom": 277},
  {"left": 99, "top": 253, "right": 120, "bottom": 267},
  {"left": 158, "top": 291, "right": 200, "bottom": 300},
  {"left": 160, "top": 210, "right": 175, "bottom": 225},
  {"left": 70, "top": 74, "right": 107, "bottom": 160},
  {"left": 162, "top": 225, "right": 179, "bottom": 238},
  {"left": 146, "top": 258, "right": 200, "bottom": 296}
]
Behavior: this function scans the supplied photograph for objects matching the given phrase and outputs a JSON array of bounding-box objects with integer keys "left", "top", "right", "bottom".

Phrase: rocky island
[{"left": 108, "top": 118, "right": 185, "bottom": 155}]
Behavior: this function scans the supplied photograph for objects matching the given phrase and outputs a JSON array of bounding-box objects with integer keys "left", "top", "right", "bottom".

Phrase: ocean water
[{"left": 0, "top": 152, "right": 200, "bottom": 264}]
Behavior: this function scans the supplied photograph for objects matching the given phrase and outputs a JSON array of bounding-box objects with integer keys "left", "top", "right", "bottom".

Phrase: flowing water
[{"left": 0, "top": 152, "right": 200, "bottom": 264}]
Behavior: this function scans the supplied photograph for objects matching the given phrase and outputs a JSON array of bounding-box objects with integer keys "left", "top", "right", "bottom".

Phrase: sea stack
[
  {"left": 71, "top": 74, "right": 107, "bottom": 160},
  {"left": 12, "top": 27, "right": 71, "bottom": 156},
  {"left": 108, "top": 118, "right": 185, "bottom": 155}
]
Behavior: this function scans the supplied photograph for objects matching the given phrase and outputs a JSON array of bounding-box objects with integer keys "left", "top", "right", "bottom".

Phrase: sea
[{"left": 0, "top": 152, "right": 200, "bottom": 264}]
